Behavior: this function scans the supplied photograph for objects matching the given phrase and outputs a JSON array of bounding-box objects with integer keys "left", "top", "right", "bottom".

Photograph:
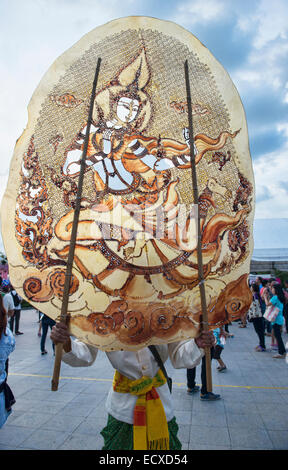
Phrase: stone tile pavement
[{"left": 0, "top": 308, "right": 288, "bottom": 450}]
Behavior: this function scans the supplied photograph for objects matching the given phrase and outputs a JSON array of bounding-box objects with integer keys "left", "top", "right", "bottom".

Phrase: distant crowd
[{"left": 245, "top": 276, "right": 288, "bottom": 358}]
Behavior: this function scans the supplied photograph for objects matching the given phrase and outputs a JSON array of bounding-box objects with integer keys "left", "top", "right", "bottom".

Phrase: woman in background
[
  {"left": 249, "top": 283, "right": 266, "bottom": 352},
  {"left": 268, "top": 284, "right": 286, "bottom": 359}
]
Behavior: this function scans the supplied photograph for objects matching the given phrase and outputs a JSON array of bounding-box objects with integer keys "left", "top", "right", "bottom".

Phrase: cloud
[
  {"left": 255, "top": 185, "right": 272, "bottom": 203},
  {"left": 174, "top": 0, "right": 227, "bottom": 25},
  {"left": 278, "top": 181, "right": 288, "bottom": 195},
  {"left": 233, "top": 39, "right": 288, "bottom": 98},
  {"left": 253, "top": 142, "right": 288, "bottom": 219},
  {"left": 232, "top": 0, "right": 288, "bottom": 97},
  {"left": 230, "top": 2, "right": 288, "bottom": 164},
  {"left": 172, "top": 0, "right": 288, "bottom": 94},
  {"left": 236, "top": 0, "right": 288, "bottom": 36},
  {"left": 277, "top": 122, "right": 288, "bottom": 138},
  {"left": 244, "top": 0, "right": 288, "bottom": 49}
]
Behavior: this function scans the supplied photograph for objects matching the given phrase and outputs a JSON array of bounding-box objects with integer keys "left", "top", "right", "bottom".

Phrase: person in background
[
  {"left": 224, "top": 322, "right": 234, "bottom": 338},
  {"left": 282, "top": 280, "right": 288, "bottom": 334},
  {"left": 239, "top": 311, "right": 247, "bottom": 328},
  {"left": 186, "top": 338, "right": 221, "bottom": 401},
  {"left": 259, "top": 281, "right": 265, "bottom": 298},
  {"left": 260, "top": 279, "right": 269, "bottom": 313},
  {"left": 10, "top": 286, "right": 23, "bottom": 335},
  {"left": 38, "top": 313, "right": 56, "bottom": 355},
  {"left": 267, "top": 279, "right": 275, "bottom": 290},
  {"left": 249, "top": 283, "right": 266, "bottom": 352},
  {"left": 255, "top": 276, "right": 263, "bottom": 291},
  {"left": 262, "top": 280, "right": 276, "bottom": 347},
  {"left": 2, "top": 283, "right": 23, "bottom": 335},
  {"left": 2, "top": 284, "right": 15, "bottom": 330},
  {"left": 212, "top": 326, "right": 227, "bottom": 371},
  {"left": 268, "top": 283, "right": 286, "bottom": 359},
  {"left": 0, "top": 294, "right": 16, "bottom": 428}
]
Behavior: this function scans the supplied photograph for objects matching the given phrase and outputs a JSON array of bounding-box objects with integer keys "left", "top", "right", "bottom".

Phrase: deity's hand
[
  {"left": 183, "top": 127, "right": 190, "bottom": 146},
  {"left": 183, "top": 128, "right": 198, "bottom": 155},
  {"left": 102, "top": 129, "right": 113, "bottom": 140},
  {"left": 102, "top": 129, "right": 113, "bottom": 154}
]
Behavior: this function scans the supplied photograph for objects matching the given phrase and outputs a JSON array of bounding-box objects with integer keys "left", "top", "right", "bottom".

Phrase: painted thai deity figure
[{"left": 56, "top": 49, "right": 244, "bottom": 266}]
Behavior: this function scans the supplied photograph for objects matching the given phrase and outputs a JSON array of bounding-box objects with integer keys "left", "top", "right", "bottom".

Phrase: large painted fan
[{"left": 1, "top": 16, "right": 254, "bottom": 353}]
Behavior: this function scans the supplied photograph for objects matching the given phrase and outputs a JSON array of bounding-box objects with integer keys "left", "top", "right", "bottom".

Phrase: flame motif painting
[{"left": 1, "top": 17, "right": 254, "bottom": 350}]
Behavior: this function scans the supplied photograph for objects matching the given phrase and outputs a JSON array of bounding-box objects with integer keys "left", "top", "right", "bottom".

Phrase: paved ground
[{"left": 0, "top": 308, "right": 288, "bottom": 450}]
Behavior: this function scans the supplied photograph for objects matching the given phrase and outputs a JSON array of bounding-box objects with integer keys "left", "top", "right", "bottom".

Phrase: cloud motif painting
[{"left": 1, "top": 17, "right": 254, "bottom": 350}]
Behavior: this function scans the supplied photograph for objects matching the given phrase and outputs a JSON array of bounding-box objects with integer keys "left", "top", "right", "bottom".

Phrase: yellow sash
[{"left": 113, "top": 369, "right": 169, "bottom": 450}]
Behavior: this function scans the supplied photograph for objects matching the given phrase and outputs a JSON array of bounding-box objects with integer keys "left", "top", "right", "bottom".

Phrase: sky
[{"left": 0, "top": 0, "right": 287, "bottom": 252}]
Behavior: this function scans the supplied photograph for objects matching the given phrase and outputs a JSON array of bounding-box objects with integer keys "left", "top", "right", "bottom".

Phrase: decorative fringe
[{"left": 148, "top": 438, "right": 169, "bottom": 450}]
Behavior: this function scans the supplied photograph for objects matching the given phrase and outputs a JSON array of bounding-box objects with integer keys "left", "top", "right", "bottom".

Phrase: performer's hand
[
  {"left": 50, "top": 322, "right": 72, "bottom": 353},
  {"left": 195, "top": 330, "right": 216, "bottom": 349}
]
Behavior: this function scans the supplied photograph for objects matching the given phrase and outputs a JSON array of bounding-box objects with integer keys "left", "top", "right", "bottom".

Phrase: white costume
[{"left": 62, "top": 339, "right": 204, "bottom": 424}]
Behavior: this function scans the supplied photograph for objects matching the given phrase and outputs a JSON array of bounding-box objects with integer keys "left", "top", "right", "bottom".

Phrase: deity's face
[{"left": 116, "top": 97, "right": 140, "bottom": 124}]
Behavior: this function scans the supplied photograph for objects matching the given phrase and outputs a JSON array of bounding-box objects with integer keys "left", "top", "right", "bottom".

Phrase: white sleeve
[
  {"left": 62, "top": 338, "right": 98, "bottom": 367},
  {"left": 3, "top": 295, "right": 13, "bottom": 314},
  {"left": 168, "top": 339, "right": 204, "bottom": 369},
  {"left": 154, "top": 157, "right": 175, "bottom": 171}
]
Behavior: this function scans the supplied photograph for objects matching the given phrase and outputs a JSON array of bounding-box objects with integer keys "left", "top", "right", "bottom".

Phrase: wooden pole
[
  {"left": 184, "top": 60, "right": 213, "bottom": 393},
  {"left": 51, "top": 57, "right": 102, "bottom": 391}
]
